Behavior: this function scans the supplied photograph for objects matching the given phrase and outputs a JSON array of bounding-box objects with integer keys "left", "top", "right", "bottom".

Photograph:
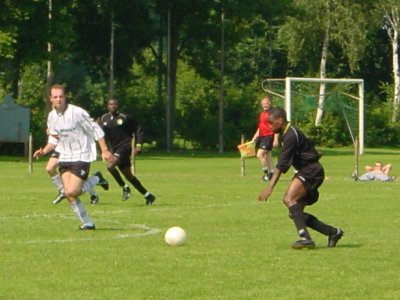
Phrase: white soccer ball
[{"left": 164, "top": 226, "right": 187, "bottom": 246}]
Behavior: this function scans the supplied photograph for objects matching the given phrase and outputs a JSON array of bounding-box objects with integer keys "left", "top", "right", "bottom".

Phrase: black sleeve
[
  {"left": 276, "top": 130, "right": 297, "bottom": 173},
  {"left": 97, "top": 114, "right": 105, "bottom": 128},
  {"left": 127, "top": 115, "right": 144, "bottom": 145}
]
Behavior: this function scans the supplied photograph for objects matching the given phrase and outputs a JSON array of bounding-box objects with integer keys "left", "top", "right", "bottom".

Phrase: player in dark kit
[
  {"left": 258, "top": 107, "right": 343, "bottom": 249},
  {"left": 99, "top": 99, "right": 156, "bottom": 205}
]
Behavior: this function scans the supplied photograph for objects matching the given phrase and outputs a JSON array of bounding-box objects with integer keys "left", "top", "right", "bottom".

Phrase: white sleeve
[
  {"left": 48, "top": 135, "right": 58, "bottom": 145},
  {"left": 78, "top": 110, "right": 105, "bottom": 141},
  {"left": 46, "top": 112, "right": 59, "bottom": 145}
]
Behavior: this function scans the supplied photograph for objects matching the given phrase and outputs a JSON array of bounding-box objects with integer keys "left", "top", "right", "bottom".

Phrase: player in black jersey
[
  {"left": 258, "top": 107, "right": 343, "bottom": 249},
  {"left": 99, "top": 99, "right": 155, "bottom": 205}
]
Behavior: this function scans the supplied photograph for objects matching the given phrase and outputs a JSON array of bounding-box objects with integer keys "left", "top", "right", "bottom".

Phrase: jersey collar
[{"left": 283, "top": 122, "right": 291, "bottom": 135}]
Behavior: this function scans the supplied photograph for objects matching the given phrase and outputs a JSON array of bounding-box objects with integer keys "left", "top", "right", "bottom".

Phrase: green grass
[{"left": 1, "top": 148, "right": 400, "bottom": 299}]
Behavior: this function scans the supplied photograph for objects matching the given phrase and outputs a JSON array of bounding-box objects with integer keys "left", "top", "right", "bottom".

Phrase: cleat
[
  {"left": 52, "top": 192, "right": 66, "bottom": 205},
  {"left": 292, "top": 238, "right": 315, "bottom": 249},
  {"left": 94, "top": 171, "right": 109, "bottom": 191},
  {"left": 122, "top": 186, "right": 131, "bottom": 201},
  {"left": 328, "top": 228, "right": 344, "bottom": 248},
  {"left": 268, "top": 171, "right": 274, "bottom": 180},
  {"left": 145, "top": 193, "right": 156, "bottom": 206},
  {"left": 79, "top": 223, "right": 96, "bottom": 230},
  {"left": 90, "top": 194, "right": 99, "bottom": 204},
  {"left": 351, "top": 172, "right": 358, "bottom": 181}
]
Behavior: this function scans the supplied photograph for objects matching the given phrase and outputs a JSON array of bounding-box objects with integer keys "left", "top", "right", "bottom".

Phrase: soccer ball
[{"left": 164, "top": 226, "right": 187, "bottom": 246}]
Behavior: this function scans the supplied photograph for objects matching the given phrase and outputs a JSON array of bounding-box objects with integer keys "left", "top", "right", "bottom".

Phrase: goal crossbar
[{"left": 262, "top": 77, "right": 364, "bottom": 154}]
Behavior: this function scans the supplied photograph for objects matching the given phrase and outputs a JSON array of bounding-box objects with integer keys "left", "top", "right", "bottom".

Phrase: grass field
[{"left": 1, "top": 148, "right": 400, "bottom": 299}]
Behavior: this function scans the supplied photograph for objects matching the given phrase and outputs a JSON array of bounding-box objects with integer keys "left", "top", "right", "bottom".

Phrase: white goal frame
[{"left": 262, "top": 77, "right": 364, "bottom": 154}]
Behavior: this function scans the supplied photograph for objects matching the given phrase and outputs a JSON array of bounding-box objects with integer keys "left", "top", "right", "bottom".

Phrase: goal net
[{"left": 262, "top": 77, "right": 364, "bottom": 175}]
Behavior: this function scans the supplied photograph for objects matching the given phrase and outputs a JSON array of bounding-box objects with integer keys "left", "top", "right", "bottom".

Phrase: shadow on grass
[
  {"left": 316, "top": 243, "right": 363, "bottom": 250},
  {"left": 95, "top": 227, "right": 130, "bottom": 231}
]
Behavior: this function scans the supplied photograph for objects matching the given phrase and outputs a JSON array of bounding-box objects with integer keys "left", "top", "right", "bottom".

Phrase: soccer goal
[{"left": 261, "top": 77, "right": 364, "bottom": 155}]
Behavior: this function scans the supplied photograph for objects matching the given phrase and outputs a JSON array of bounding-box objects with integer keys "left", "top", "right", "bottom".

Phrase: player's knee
[
  {"left": 46, "top": 167, "right": 57, "bottom": 176},
  {"left": 257, "top": 151, "right": 266, "bottom": 160},
  {"left": 63, "top": 188, "right": 80, "bottom": 198},
  {"left": 282, "top": 196, "right": 299, "bottom": 208},
  {"left": 121, "top": 168, "right": 134, "bottom": 180},
  {"left": 107, "top": 161, "right": 117, "bottom": 171}
]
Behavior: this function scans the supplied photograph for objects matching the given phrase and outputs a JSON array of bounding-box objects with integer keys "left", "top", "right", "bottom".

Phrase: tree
[
  {"left": 278, "top": 0, "right": 370, "bottom": 125},
  {"left": 377, "top": 1, "right": 400, "bottom": 123},
  {"left": 0, "top": 0, "right": 48, "bottom": 97},
  {"left": 150, "top": 0, "right": 219, "bottom": 150}
]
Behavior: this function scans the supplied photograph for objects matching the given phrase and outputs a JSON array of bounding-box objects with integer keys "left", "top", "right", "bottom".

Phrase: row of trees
[{"left": 0, "top": 0, "right": 399, "bottom": 153}]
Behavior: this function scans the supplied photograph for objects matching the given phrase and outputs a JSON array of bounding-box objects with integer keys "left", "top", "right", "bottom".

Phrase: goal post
[{"left": 262, "top": 77, "right": 364, "bottom": 154}]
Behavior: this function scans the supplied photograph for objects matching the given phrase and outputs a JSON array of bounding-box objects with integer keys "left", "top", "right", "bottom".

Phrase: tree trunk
[
  {"left": 45, "top": 0, "right": 53, "bottom": 111},
  {"left": 157, "top": 13, "right": 164, "bottom": 122},
  {"left": 391, "top": 24, "right": 400, "bottom": 123},
  {"left": 2, "top": 57, "right": 20, "bottom": 98},
  {"left": 166, "top": 7, "right": 178, "bottom": 152},
  {"left": 315, "top": 23, "right": 330, "bottom": 126},
  {"left": 218, "top": 8, "right": 225, "bottom": 154},
  {"left": 109, "top": 10, "right": 115, "bottom": 99}
]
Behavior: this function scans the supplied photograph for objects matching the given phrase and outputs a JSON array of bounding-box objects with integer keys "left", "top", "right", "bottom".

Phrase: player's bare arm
[
  {"left": 97, "top": 138, "right": 112, "bottom": 161},
  {"left": 33, "top": 143, "right": 56, "bottom": 159},
  {"left": 272, "top": 133, "right": 280, "bottom": 148},
  {"left": 258, "top": 168, "right": 282, "bottom": 202}
]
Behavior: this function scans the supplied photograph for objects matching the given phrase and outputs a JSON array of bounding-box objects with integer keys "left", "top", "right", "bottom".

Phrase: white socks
[
  {"left": 70, "top": 199, "right": 93, "bottom": 225},
  {"left": 82, "top": 176, "right": 99, "bottom": 196},
  {"left": 51, "top": 174, "right": 64, "bottom": 193}
]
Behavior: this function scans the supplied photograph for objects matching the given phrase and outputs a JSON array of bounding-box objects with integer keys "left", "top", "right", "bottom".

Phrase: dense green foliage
[
  {"left": 0, "top": 0, "right": 399, "bottom": 154},
  {"left": 1, "top": 149, "right": 400, "bottom": 299}
]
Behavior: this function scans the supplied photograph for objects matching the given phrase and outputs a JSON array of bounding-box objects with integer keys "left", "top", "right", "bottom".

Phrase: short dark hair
[
  {"left": 269, "top": 107, "right": 287, "bottom": 121},
  {"left": 48, "top": 84, "right": 66, "bottom": 96}
]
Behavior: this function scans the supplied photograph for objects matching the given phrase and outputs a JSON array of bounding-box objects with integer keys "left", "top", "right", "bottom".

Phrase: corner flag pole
[
  {"left": 240, "top": 134, "right": 245, "bottom": 177},
  {"left": 28, "top": 133, "right": 33, "bottom": 173}
]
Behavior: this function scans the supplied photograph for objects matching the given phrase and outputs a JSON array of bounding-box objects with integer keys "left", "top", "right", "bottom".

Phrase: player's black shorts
[
  {"left": 113, "top": 146, "right": 132, "bottom": 169},
  {"left": 50, "top": 150, "right": 60, "bottom": 158},
  {"left": 293, "top": 162, "right": 325, "bottom": 205},
  {"left": 256, "top": 135, "right": 274, "bottom": 151},
  {"left": 59, "top": 161, "right": 91, "bottom": 180}
]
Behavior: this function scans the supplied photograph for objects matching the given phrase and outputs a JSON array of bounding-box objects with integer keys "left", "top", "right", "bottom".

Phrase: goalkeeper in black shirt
[
  {"left": 258, "top": 107, "right": 343, "bottom": 249},
  {"left": 99, "top": 99, "right": 155, "bottom": 205}
]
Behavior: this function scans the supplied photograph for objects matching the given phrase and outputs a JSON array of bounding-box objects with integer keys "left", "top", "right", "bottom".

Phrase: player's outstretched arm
[
  {"left": 97, "top": 138, "right": 112, "bottom": 161},
  {"left": 258, "top": 168, "right": 282, "bottom": 203},
  {"left": 33, "top": 143, "right": 56, "bottom": 159}
]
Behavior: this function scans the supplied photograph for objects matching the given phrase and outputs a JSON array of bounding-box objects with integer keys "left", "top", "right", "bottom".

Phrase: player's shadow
[
  {"left": 317, "top": 243, "right": 362, "bottom": 250},
  {"left": 95, "top": 227, "right": 127, "bottom": 231}
]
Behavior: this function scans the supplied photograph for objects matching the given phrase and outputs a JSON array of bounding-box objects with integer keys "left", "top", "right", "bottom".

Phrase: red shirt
[{"left": 258, "top": 110, "right": 273, "bottom": 137}]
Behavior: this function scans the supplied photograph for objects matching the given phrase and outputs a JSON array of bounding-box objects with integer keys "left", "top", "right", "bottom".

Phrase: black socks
[
  {"left": 305, "top": 213, "right": 337, "bottom": 236},
  {"left": 288, "top": 203, "right": 311, "bottom": 240}
]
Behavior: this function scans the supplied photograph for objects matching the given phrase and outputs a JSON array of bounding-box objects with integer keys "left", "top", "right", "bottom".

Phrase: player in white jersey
[
  {"left": 34, "top": 84, "right": 112, "bottom": 230},
  {"left": 44, "top": 132, "right": 101, "bottom": 204}
]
